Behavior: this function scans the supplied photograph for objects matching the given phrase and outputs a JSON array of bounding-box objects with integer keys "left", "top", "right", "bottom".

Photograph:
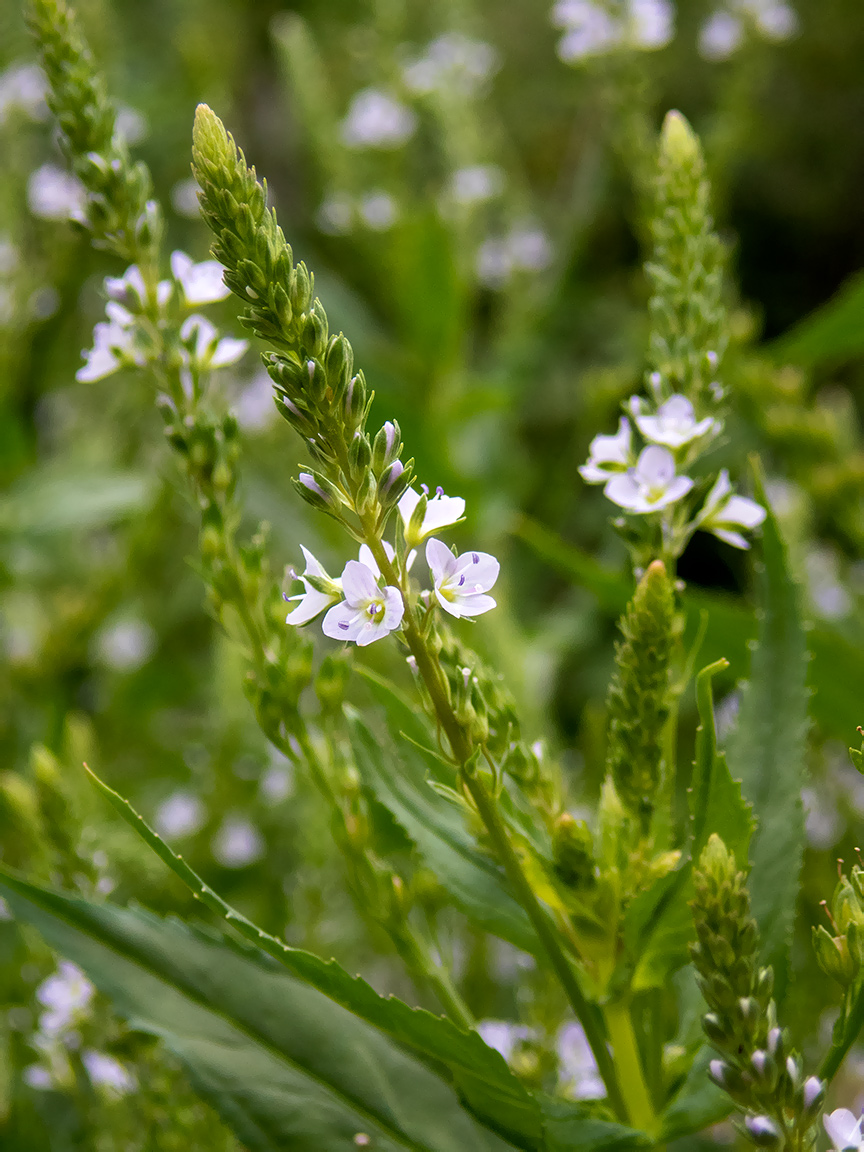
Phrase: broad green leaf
[
  {"left": 540, "top": 1098, "right": 649, "bottom": 1152},
  {"left": 0, "top": 871, "right": 518, "bottom": 1152},
  {"left": 0, "top": 467, "right": 154, "bottom": 535},
  {"left": 628, "top": 662, "right": 752, "bottom": 991},
  {"left": 769, "top": 269, "right": 864, "bottom": 366},
  {"left": 347, "top": 711, "right": 540, "bottom": 957},
  {"left": 726, "top": 474, "right": 808, "bottom": 999},
  {"left": 658, "top": 1046, "right": 728, "bottom": 1142},
  {"left": 85, "top": 767, "right": 544, "bottom": 1150}
]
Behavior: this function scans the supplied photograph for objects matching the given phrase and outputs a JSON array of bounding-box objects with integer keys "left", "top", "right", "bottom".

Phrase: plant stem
[
  {"left": 819, "top": 976, "right": 864, "bottom": 1083},
  {"left": 396, "top": 923, "right": 476, "bottom": 1032},
  {"left": 604, "top": 999, "right": 656, "bottom": 1134}
]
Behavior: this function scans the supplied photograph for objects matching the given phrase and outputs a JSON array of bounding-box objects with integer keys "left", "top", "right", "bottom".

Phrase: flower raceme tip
[{"left": 426, "top": 538, "right": 499, "bottom": 619}]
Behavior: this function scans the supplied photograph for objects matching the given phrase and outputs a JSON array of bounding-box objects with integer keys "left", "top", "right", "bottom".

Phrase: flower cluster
[
  {"left": 285, "top": 485, "right": 499, "bottom": 647},
  {"left": 698, "top": 0, "right": 797, "bottom": 62},
  {"left": 77, "top": 250, "right": 247, "bottom": 384},
  {"left": 551, "top": 0, "right": 674, "bottom": 63},
  {"left": 579, "top": 384, "right": 765, "bottom": 556}
]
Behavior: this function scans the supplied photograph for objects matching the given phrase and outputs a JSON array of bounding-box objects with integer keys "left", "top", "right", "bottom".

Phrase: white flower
[
  {"left": 154, "top": 791, "right": 206, "bottom": 840},
  {"left": 696, "top": 469, "right": 766, "bottom": 549},
  {"left": 212, "top": 816, "right": 265, "bottom": 868},
  {"left": 0, "top": 61, "right": 48, "bottom": 123},
  {"left": 322, "top": 561, "right": 404, "bottom": 646},
  {"left": 27, "top": 164, "right": 86, "bottom": 221},
  {"left": 552, "top": 1, "right": 620, "bottom": 60},
  {"left": 37, "top": 962, "right": 94, "bottom": 1035},
  {"left": 341, "top": 89, "right": 416, "bottom": 150},
  {"left": 82, "top": 1050, "right": 136, "bottom": 1095},
  {"left": 824, "top": 1109, "right": 864, "bottom": 1152},
  {"left": 579, "top": 417, "right": 633, "bottom": 484},
  {"left": 557, "top": 1021, "right": 606, "bottom": 1099},
  {"left": 171, "top": 250, "right": 230, "bottom": 305},
  {"left": 477, "top": 1020, "right": 534, "bottom": 1062},
  {"left": 94, "top": 617, "right": 156, "bottom": 671},
  {"left": 402, "top": 34, "right": 497, "bottom": 97},
  {"left": 180, "top": 314, "right": 248, "bottom": 369},
  {"left": 699, "top": 10, "right": 743, "bottom": 59},
  {"left": 426, "top": 538, "right": 499, "bottom": 619},
  {"left": 629, "top": 0, "right": 674, "bottom": 47},
  {"left": 171, "top": 177, "right": 201, "bottom": 218},
  {"left": 76, "top": 304, "right": 140, "bottom": 382},
  {"left": 630, "top": 394, "right": 717, "bottom": 449},
  {"left": 234, "top": 369, "right": 278, "bottom": 433},
  {"left": 604, "top": 445, "right": 694, "bottom": 513},
  {"left": 398, "top": 485, "right": 465, "bottom": 546},
  {"left": 104, "top": 264, "right": 172, "bottom": 310},
  {"left": 448, "top": 165, "right": 505, "bottom": 205},
  {"left": 285, "top": 546, "right": 343, "bottom": 625},
  {"left": 317, "top": 193, "right": 355, "bottom": 235},
  {"left": 359, "top": 191, "right": 398, "bottom": 231}
]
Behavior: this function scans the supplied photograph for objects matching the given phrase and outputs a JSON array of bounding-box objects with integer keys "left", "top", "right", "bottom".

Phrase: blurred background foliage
[{"left": 4, "top": 0, "right": 864, "bottom": 1145}]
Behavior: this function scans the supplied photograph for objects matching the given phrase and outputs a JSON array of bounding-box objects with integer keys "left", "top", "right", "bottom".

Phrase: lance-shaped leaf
[
  {"left": 726, "top": 468, "right": 808, "bottom": 1000},
  {"left": 82, "top": 768, "right": 544, "bottom": 1150},
  {"left": 627, "top": 661, "right": 752, "bottom": 992},
  {"left": 0, "top": 870, "right": 520, "bottom": 1152}
]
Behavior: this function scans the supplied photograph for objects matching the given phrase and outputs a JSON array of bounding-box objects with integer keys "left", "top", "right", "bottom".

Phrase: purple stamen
[
  {"left": 436, "top": 485, "right": 444, "bottom": 497},
  {"left": 472, "top": 552, "right": 479, "bottom": 564},
  {"left": 420, "top": 483, "right": 429, "bottom": 496},
  {"left": 338, "top": 621, "right": 349, "bottom": 631},
  {"left": 458, "top": 575, "right": 465, "bottom": 587}
]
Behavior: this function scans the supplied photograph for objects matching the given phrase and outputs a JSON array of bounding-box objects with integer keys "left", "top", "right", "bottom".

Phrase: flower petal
[
  {"left": 210, "top": 336, "right": 249, "bottom": 367},
  {"left": 341, "top": 559, "right": 379, "bottom": 605},
  {"left": 397, "top": 486, "right": 421, "bottom": 526},
  {"left": 453, "top": 549, "right": 500, "bottom": 592},
  {"left": 423, "top": 494, "right": 465, "bottom": 534},
  {"left": 635, "top": 445, "right": 675, "bottom": 485},
  {"left": 380, "top": 585, "right": 405, "bottom": 630},
  {"left": 322, "top": 602, "right": 365, "bottom": 641},
  {"left": 426, "top": 537, "right": 456, "bottom": 583},
  {"left": 456, "top": 592, "right": 497, "bottom": 618},
  {"left": 285, "top": 587, "right": 336, "bottom": 625},
  {"left": 710, "top": 527, "right": 750, "bottom": 550},
  {"left": 603, "top": 472, "right": 643, "bottom": 510},
  {"left": 720, "top": 495, "right": 766, "bottom": 530},
  {"left": 299, "top": 546, "right": 328, "bottom": 580},
  {"left": 824, "top": 1109, "right": 862, "bottom": 1151}
]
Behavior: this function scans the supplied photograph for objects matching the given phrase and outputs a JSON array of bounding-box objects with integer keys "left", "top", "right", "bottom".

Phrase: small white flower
[
  {"left": 751, "top": 1, "right": 798, "bottom": 39},
  {"left": 154, "top": 791, "right": 206, "bottom": 840},
  {"left": 629, "top": 0, "right": 675, "bottom": 47},
  {"left": 824, "top": 1109, "right": 864, "bottom": 1152},
  {"left": 359, "top": 191, "right": 398, "bottom": 231},
  {"left": 604, "top": 445, "right": 694, "bottom": 513},
  {"left": 696, "top": 470, "right": 766, "bottom": 549},
  {"left": 699, "top": 10, "right": 743, "bottom": 60},
  {"left": 402, "top": 34, "right": 497, "bottom": 97},
  {"left": 171, "top": 176, "right": 201, "bottom": 218},
  {"left": 552, "top": 1, "right": 620, "bottom": 60},
  {"left": 82, "top": 1050, "right": 136, "bottom": 1095},
  {"left": 76, "top": 304, "right": 140, "bottom": 382},
  {"left": 322, "top": 561, "right": 404, "bottom": 646},
  {"left": 212, "top": 816, "right": 265, "bottom": 868},
  {"left": 94, "top": 617, "right": 156, "bottom": 671},
  {"left": 285, "top": 546, "right": 343, "bottom": 626},
  {"left": 426, "top": 538, "right": 499, "bottom": 619},
  {"left": 579, "top": 417, "right": 633, "bottom": 484},
  {"left": 317, "top": 193, "right": 355, "bottom": 235},
  {"left": 341, "top": 89, "right": 416, "bottom": 150},
  {"left": 171, "top": 250, "right": 230, "bottom": 305},
  {"left": 557, "top": 1021, "right": 606, "bottom": 1099},
  {"left": 398, "top": 485, "right": 465, "bottom": 546},
  {"left": 37, "top": 963, "right": 94, "bottom": 1036},
  {"left": 180, "top": 314, "right": 248, "bottom": 369},
  {"left": 27, "top": 164, "right": 86, "bottom": 221},
  {"left": 478, "top": 1019, "right": 534, "bottom": 1062},
  {"left": 0, "top": 61, "right": 48, "bottom": 123},
  {"left": 630, "top": 394, "right": 717, "bottom": 449}
]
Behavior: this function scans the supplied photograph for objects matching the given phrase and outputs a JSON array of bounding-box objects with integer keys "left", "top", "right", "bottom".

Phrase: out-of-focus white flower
[
  {"left": 322, "top": 561, "right": 404, "bottom": 646},
  {"left": 0, "top": 61, "right": 48, "bottom": 123},
  {"left": 696, "top": 470, "right": 766, "bottom": 549},
  {"left": 403, "top": 33, "right": 498, "bottom": 97},
  {"left": 317, "top": 193, "right": 355, "bottom": 235},
  {"left": 154, "top": 791, "right": 206, "bottom": 840},
  {"left": 824, "top": 1111, "right": 864, "bottom": 1152},
  {"left": 260, "top": 763, "right": 294, "bottom": 805},
  {"left": 0, "top": 236, "right": 19, "bottom": 276},
  {"left": 180, "top": 314, "right": 248, "bottom": 369},
  {"left": 629, "top": 0, "right": 675, "bottom": 47},
  {"left": 82, "top": 1050, "right": 136, "bottom": 1095},
  {"left": 342, "top": 89, "right": 416, "bottom": 149},
  {"left": 739, "top": 0, "right": 798, "bottom": 39},
  {"left": 448, "top": 165, "right": 505, "bottom": 205},
  {"left": 426, "top": 539, "right": 499, "bottom": 619},
  {"left": 171, "top": 250, "right": 230, "bottom": 305},
  {"left": 477, "top": 1020, "right": 534, "bottom": 1061},
  {"left": 212, "top": 816, "right": 265, "bottom": 868},
  {"left": 234, "top": 370, "right": 277, "bottom": 433},
  {"left": 104, "top": 264, "right": 171, "bottom": 310},
  {"left": 557, "top": 1021, "right": 606, "bottom": 1099},
  {"left": 27, "top": 164, "right": 86, "bottom": 221},
  {"left": 171, "top": 177, "right": 201, "bottom": 218},
  {"left": 699, "top": 10, "right": 743, "bottom": 59},
  {"left": 285, "top": 546, "right": 343, "bottom": 626},
  {"left": 359, "top": 191, "right": 398, "bottom": 231},
  {"left": 629, "top": 394, "right": 717, "bottom": 449},
  {"left": 94, "top": 617, "right": 156, "bottom": 671},
  {"left": 509, "top": 227, "right": 553, "bottom": 271},
  {"left": 76, "top": 304, "right": 140, "bottom": 382},
  {"left": 604, "top": 445, "right": 693, "bottom": 513},
  {"left": 114, "top": 104, "right": 147, "bottom": 145},
  {"left": 398, "top": 485, "right": 465, "bottom": 546},
  {"left": 476, "top": 225, "right": 553, "bottom": 286},
  {"left": 23, "top": 1065, "right": 54, "bottom": 1090},
  {"left": 802, "top": 786, "right": 842, "bottom": 850},
  {"left": 552, "top": 1, "right": 619, "bottom": 60},
  {"left": 805, "top": 548, "right": 852, "bottom": 620},
  {"left": 579, "top": 417, "right": 633, "bottom": 484},
  {"left": 37, "top": 963, "right": 94, "bottom": 1036}
]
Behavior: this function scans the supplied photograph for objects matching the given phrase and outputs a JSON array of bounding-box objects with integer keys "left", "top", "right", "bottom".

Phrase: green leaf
[
  {"left": 627, "top": 661, "right": 752, "bottom": 991},
  {"left": 658, "top": 1046, "right": 728, "bottom": 1142},
  {"left": 347, "top": 711, "right": 540, "bottom": 957},
  {"left": 539, "top": 1098, "right": 649, "bottom": 1152},
  {"left": 769, "top": 270, "right": 864, "bottom": 366},
  {"left": 0, "top": 870, "right": 519, "bottom": 1152},
  {"left": 725, "top": 470, "right": 808, "bottom": 999},
  {"left": 0, "top": 467, "right": 154, "bottom": 535},
  {"left": 84, "top": 767, "right": 544, "bottom": 1150}
]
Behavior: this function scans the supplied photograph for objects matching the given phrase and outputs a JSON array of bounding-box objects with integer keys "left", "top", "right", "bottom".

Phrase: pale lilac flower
[
  {"left": 76, "top": 304, "right": 140, "bottom": 382},
  {"left": 824, "top": 1110, "right": 864, "bottom": 1152},
  {"left": 82, "top": 1050, "right": 136, "bottom": 1095},
  {"left": 94, "top": 617, "right": 156, "bottom": 671},
  {"left": 180, "top": 314, "right": 248, "bottom": 369},
  {"left": 37, "top": 963, "right": 94, "bottom": 1035},
  {"left": 604, "top": 445, "right": 693, "bottom": 513},
  {"left": 402, "top": 34, "right": 497, "bottom": 97},
  {"left": 478, "top": 1020, "right": 534, "bottom": 1062},
  {"left": 448, "top": 165, "right": 505, "bottom": 205},
  {"left": 154, "top": 791, "right": 206, "bottom": 840},
  {"left": 322, "top": 561, "right": 404, "bottom": 646},
  {"left": 699, "top": 10, "right": 743, "bottom": 59},
  {"left": 317, "top": 193, "right": 355, "bottom": 235},
  {"left": 426, "top": 538, "right": 499, "bottom": 619},
  {"left": 0, "top": 61, "right": 48, "bottom": 123},
  {"left": 579, "top": 417, "right": 633, "bottom": 484},
  {"left": 745, "top": 1116, "right": 780, "bottom": 1144},
  {"left": 359, "top": 191, "right": 398, "bottom": 231},
  {"left": 171, "top": 250, "right": 230, "bottom": 305},
  {"left": 552, "top": 1, "right": 620, "bottom": 60},
  {"left": 629, "top": 0, "right": 675, "bottom": 47},
  {"left": 234, "top": 369, "right": 278, "bottom": 432},
  {"left": 285, "top": 546, "right": 343, "bottom": 625},
  {"left": 171, "top": 177, "right": 200, "bottom": 218},
  {"left": 341, "top": 89, "right": 416, "bottom": 149},
  {"left": 27, "top": 164, "right": 86, "bottom": 221},
  {"left": 630, "top": 395, "right": 717, "bottom": 449},
  {"left": 557, "top": 1021, "right": 606, "bottom": 1099},
  {"left": 212, "top": 816, "right": 264, "bottom": 868},
  {"left": 398, "top": 485, "right": 465, "bottom": 546},
  {"left": 696, "top": 470, "right": 766, "bottom": 549},
  {"left": 357, "top": 541, "right": 398, "bottom": 580},
  {"left": 104, "top": 264, "right": 170, "bottom": 310},
  {"left": 751, "top": 1, "right": 798, "bottom": 39}
]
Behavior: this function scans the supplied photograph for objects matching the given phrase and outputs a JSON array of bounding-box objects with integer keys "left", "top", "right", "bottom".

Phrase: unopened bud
[
  {"left": 372, "top": 421, "right": 401, "bottom": 473},
  {"left": 294, "top": 471, "right": 341, "bottom": 513},
  {"left": 800, "top": 1076, "right": 824, "bottom": 1116},
  {"left": 744, "top": 1115, "right": 780, "bottom": 1147}
]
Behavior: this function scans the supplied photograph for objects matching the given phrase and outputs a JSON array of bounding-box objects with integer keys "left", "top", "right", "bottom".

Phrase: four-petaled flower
[
  {"left": 398, "top": 485, "right": 465, "bottom": 546},
  {"left": 629, "top": 394, "right": 717, "bottom": 449},
  {"left": 824, "top": 1108, "right": 864, "bottom": 1152},
  {"left": 604, "top": 446, "right": 693, "bottom": 513},
  {"left": 180, "top": 315, "right": 248, "bottom": 369},
  {"left": 171, "top": 250, "right": 230, "bottom": 306},
  {"left": 76, "top": 303, "right": 142, "bottom": 382},
  {"left": 697, "top": 469, "right": 766, "bottom": 549},
  {"left": 426, "top": 538, "right": 499, "bottom": 618},
  {"left": 579, "top": 417, "right": 633, "bottom": 484},
  {"left": 285, "top": 547, "right": 343, "bottom": 626},
  {"left": 322, "top": 561, "right": 404, "bottom": 646}
]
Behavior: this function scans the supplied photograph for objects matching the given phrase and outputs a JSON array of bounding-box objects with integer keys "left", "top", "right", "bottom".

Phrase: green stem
[
  {"left": 604, "top": 999, "right": 656, "bottom": 1135},
  {"left": 820, "top": 976, "right": 864, "bottom": 1083},
  {"left": 396, "top": 923, "right": 475, "bottom": 1032}
]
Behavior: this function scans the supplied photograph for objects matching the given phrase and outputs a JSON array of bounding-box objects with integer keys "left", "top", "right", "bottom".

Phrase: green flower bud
[
  {"left": 325, "top": 334, "right": 353, "bottom": 398},
  {"left": 314, "top": 651, "right": 352, "bottom": 717},
  {"left": 553, "top": 813, "right": 597, "bottom": 890},
  {"left": 812, "top": 924, "right": 856, "bottom": 985}
]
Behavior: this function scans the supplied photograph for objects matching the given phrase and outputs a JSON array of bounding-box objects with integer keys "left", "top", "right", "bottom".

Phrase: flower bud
[
  {"left": 290, "top": 262, "right": 313, "bottom": 314},
  {"left": 372, "top": 421, "right": 401, "bottom": 473},
  {"left": 294, "top": 471, "right": 342, "bottom": 514},
  {"left": 813, "top": 924, "right": 857, "bottom": 985},
  {"left": 325, "top": 334, "right": 353, "bottom": 398},
  {"left": 344, "top": 372, "right": 367, "bottom": 433},
  {"left": 348, "top": 433, "right": 372, "bottom": 476},
  {"left": 378, "top": 459, "right": 409, "bottom": 505},
  {"left": 552, "top": 814, "right": 597, "bottom": 891},
  {"left": 744, "top": 1115, "right": 781, "bottom": 1147}
]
